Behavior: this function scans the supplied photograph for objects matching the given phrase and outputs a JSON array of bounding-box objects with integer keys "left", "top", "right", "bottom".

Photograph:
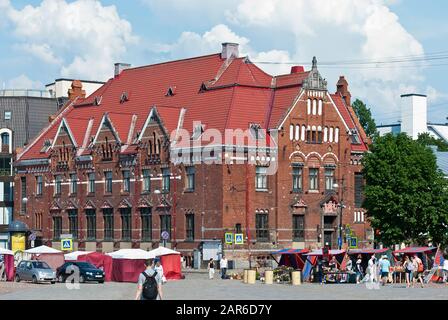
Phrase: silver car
[{"left": 15, "top": 260, "right": 56, "bottom": 284}]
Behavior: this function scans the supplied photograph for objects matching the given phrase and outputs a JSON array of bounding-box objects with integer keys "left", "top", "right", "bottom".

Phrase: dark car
[{"left": 56, "top": 262, "right": 105, "bottom": 284}]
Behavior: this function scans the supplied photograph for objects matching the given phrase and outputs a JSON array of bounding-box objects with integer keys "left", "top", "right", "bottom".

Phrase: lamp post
[{"left": 332, "top": 181, "right": 346, "bottom": 250}]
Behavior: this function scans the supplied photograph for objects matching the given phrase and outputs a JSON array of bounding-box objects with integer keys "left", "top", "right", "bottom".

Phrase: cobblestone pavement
[{"left": 0, "top": 273, "right": 447, "bottom": 300}]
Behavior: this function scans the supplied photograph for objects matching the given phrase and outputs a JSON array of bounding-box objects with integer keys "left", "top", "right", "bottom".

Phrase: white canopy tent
[
  {"left": 107, "top": 249, "right": 152, "bottom": 260},
  {"left": 64, "top": 251, "right": 93, "bottom": 261},
  {"left": 304, "top": 249, "right": 346, "bottom": 256},
  {"left": 0, "top": 248, "right": 14, "bottom": 255},
  {"left": 24, "top": 245, "right": 62, "bottom": 254},
  {"left": 148, "top": 246, "right": 180, "bottom": 258}
]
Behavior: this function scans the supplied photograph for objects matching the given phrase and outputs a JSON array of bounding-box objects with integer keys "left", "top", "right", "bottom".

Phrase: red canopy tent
[
  {"left": 392, "top": 247, "right": 436, "bottom": 255},
  {"left": 272, "top": 249, "right": 309, "bottom": 270},
  {"left": 108, "top": 249, "right": 152, "bottom": 283},
  {"left": 348, "top": 248, "right": 389, "bottom": 256},
  {"left": 0, "top": 248, "right": 15, "bottom": 281},
  {"left": 160, "top": 255, "right": 183, "bottom": 280},
  {"left": 77, "top": 252, "right": 113, "bottom": 282},
  {"left": 33, "top": 253, "right": 65, "bottom": 270}
]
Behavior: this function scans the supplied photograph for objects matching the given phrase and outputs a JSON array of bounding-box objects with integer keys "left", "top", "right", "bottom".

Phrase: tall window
[
  {"left": 88, "top": 172, "right": 96, "bottom": 194},
  {"left": 120, "top": 208, "right": 131, "bottom": 240},
  {"left": 122, "top": 170, "right": 131, "bottom": 193},
  {"left": 1, "top": 132, "right": 10, "bottom": 148},
  {"left": 70, "top": 174, "right": 78, "bottom": 195},
  {"left": 186, "top": 214, "right": 195, "bottom": 241},
  {"left": 354, "top": 173, "right": 364, "bottom": 208},
  {"left": 4, "top": 182, "right": 11, "bottom": 202},
  {"left": 160, "top": 215, "right": 171, "bottom": 240},
  {"left": 53, "top": 216, "right": 62, "bottom": 240},
  {"left": 20, "top": 177, "right": 26, "bottom": 214},
  {"left": 141, "top": 208, "right": 152, "bottom": 241},
  {"left": 185, "top": 166, "right": 195, "bottom": 191},
  {"left": 255, "top": 166, "right": 268, "bottom": 191},
  {"left": 0, "top": 157, "right": 11, "bottom": 175},
  {"left": 86, "top": 209, "right": 96, "bottom": 240},
  {"left": 104, "top": 171, "right": 113, "bottom": 193},
  {"left": 103, "top": 208, "right": 114, "bottom": 240},
  {"left": 0, "top": 207, "right": 11, "bottom": 225},
  {"left": 55, "top": 175, "right": 62, "bottom": 196},
  {"left": 36, "top": 176, "right": 43, "bottom": 196},
  {"left": 325, "top": 168, "right": 335, "bottom": 191},
  {"left": 142, "top": 169, "right": 151, "bottom": 193},
  {"left": 68, "top": 209, "right": 78, "bottom": 239},
  {"left": 292, "top": 215, "right": 305, "bottom": 241},
  {"left": 255, "top": 212, "right": 269, "bottom": 242},
  {"left": 292, "top": 165, "right": 303, "bottom": 192},
  {"left": 162, "top": 168, "right": 170, "bottom": 193},
  {"left": 309, "top": 168, "right": 319, "bottom": 191}
]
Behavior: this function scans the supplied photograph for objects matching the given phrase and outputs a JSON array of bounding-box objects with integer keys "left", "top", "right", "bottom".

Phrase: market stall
[
  {"left": 107, "top": 249, "right": 152, "bottom": 283},
  {"left": 77, "top": 252, "right": 113, "bottom": 282},
  {"left": 64, "top": 251, "right": 93, "bottom": 261},
  {"left": 148, "top": 247, "right": 183, "bottom": 280},
  {"left": 393, "top": 247, "right": 438, "bottom": 282},
  {"left": 0, "top": 248, "right": 15, "bottom": 281},
  {"left": 25, "top": 245, "right": 64, "bottom": 270},
  {"left": 272, "top": 249, "right": 309, "bottom": 270},
  {"left": 302, "top": 249, "right": 347, "bottom": 282}
]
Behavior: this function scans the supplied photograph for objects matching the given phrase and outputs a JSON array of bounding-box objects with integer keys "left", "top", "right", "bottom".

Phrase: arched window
[
  {"left": 158, "top": 139, "right": 162, "bottom": 155},
  {"left": 1, "top": 132, "right": 9, "bottom": 146},
  {"left": 301, "top": 125, "right": 306, "bottom": 141},
  {"left": 295, "top": 125, "right": 300, "bottom": 141},
  {"left": 307, "top": 99, "right": 311, "bottom": 115},
  {"left": 318, "top": 100, "right": 322, "bottom": 115},
  {"left": 335, "top": 127, "right": 340, "bottom": 143},
  {"left": 312, "top": 100, "right": 317, "bottom": 115},
  {"left": 148, "top": 140, "right": 153, "bottom": 156},
  {"left": 324, "top": 127, "right": 328, "bottom": 142},
  {"left": 289, "top": 125, "right": 294, "bottom": 141},
  {"left": 317, "top": 126, "right": 323, "bottom": 143},
  {"left": 329, "top": 127, "right": 334, "bottom": 143},
  {"left": 153, "top": 132, "right": 157, "bottom": 154}
]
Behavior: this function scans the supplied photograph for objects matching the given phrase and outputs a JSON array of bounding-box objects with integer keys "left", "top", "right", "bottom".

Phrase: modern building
[
  {"left": 0, "top": 89, "right": 59, "bottom": 249},
  {"left": 377, "top": 93, "right": 448, "bottom": 176},
  {"left": 13, "top": 43, "right": 371, "bottom": 266}
]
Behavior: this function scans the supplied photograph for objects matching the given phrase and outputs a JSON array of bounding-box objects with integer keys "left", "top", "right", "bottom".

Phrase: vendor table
[{"left": 323, "top": 271, "right": 355, "bottom": 284}]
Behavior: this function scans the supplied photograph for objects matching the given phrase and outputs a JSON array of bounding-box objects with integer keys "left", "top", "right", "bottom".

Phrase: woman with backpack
[
  {"left": 403, "top": 255, "right": 414, "bottom": 288},
  {"left": 412, "top": 255, "right": 425, "bottom": 288}
]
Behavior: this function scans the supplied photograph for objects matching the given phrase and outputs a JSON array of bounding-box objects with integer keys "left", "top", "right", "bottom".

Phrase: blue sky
[{"left": 0, "top": 0, "right": 447, "bottom": 125}]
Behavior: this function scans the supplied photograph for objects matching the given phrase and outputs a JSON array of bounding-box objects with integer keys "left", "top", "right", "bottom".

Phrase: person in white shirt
[
  {"left": 220, "top": 255, "right": 228, "bottom": 279},
  {"left": 155, "top": 259, "right": 167, "bottom": 283},
  {"left": 367, "top": 255, "right": 377, "bottom": 283},
  {"left": 442, "top": 256, "right": 448, "bottom": 283}
]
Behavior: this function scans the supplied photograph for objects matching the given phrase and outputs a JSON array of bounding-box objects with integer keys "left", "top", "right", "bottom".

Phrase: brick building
[{"left": 13, "top": 43, "right": 372, "bottom": 266}]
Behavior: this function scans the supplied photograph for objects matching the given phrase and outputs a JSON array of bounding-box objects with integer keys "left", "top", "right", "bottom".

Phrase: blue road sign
[
  {"left": 235, "top": 234, "right": 244, "bottom": 245},
  {"left": 61, "top": 239, "right": 73, "bottom": 251},
  {"left": 161, "top": 231, "right": 170, "bottom": 241},
  {"left": 338, "top": 237, "right": 342, "bottom": 248}
]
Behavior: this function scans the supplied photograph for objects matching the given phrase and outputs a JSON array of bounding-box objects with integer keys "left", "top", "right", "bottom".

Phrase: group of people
[{"left": 207, "top": 256, "right": 228, "bottom": 280}]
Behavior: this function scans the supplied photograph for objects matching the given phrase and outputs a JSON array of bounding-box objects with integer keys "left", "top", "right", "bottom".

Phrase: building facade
[
  {"left": 13, "top": 44, "right": 372, "bottom": 266},
  {"left": 0, "top": 90, "right": 59, "bottom": 249}
]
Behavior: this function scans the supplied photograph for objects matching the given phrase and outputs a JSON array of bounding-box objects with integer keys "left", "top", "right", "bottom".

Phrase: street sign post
[
  {"left": 225, "top": 233, "right": 233, "bottom": 244},
  {"left": 61, "top": 238, "right": 73, "bottom": 251},
  {"left": 161, "top": 231, "right": 169, "bottom": 247},
  {"left": 235, "top": 234, "right": 244, "bottom": 245}
]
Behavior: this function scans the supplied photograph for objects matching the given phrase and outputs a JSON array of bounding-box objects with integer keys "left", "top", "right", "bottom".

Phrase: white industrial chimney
[{"left": 400, "top": 94, "right": 428, "bottom": 140}]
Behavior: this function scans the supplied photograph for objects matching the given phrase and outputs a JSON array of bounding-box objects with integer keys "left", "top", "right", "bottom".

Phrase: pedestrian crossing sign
[
  {"left": 225, "top": 233, "right": 233, "bottom": 244},
  {"left": 235, "top": 234, "right": 244, "bottom": 245},
  {"left": 61, "top": 239, "right": 73, "bottom": 251}
]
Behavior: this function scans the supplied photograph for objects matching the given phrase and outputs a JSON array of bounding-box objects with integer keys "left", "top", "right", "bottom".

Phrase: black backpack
[{"left": 141, "top": 271, "right": 158, "bottom": 300}]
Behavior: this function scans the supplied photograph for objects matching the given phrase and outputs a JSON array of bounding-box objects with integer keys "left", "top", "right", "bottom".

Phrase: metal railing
[{"left": 0, "top": 89, "right": 53, "bottom": 98}]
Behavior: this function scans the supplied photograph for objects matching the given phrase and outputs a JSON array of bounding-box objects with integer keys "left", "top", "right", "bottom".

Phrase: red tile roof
[{"left": 17, "top": 52, "right": 367, "bottom": 161}]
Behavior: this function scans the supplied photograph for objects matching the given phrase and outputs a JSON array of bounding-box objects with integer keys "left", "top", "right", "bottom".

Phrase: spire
[{"left": 312, "top": 56, "right": 318, "bottom": 70}]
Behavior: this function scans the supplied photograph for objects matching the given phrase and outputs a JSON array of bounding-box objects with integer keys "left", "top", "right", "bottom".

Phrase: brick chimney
[
  {"left": 68, "top": 80, "right": 86, "bottom": 101},
  {"left": 221, "top": 43, "right": 239, "bottom": 60},
  {"left": 336, "top": 76, "right": 351, "bottom": 106},
  {"left": 114, "top": 63, "right": 131, "bottom": 77}
]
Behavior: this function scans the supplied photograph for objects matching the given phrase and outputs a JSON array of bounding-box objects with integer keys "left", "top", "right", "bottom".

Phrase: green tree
[
  {"left": 417, "top": 132, "right": 448, "bottom": 152},
  {"left": 362, "top": 133, "right": 448, "bottom": 246},
  {"left": 352, "top": 99, "right": 377, "bottom": 138}
]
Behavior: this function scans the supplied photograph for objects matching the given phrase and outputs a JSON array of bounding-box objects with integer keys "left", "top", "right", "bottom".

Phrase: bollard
[
  {"left": 247, "top": 270, "right": 256, "bottom": 284},
  {"left": 265, "top": 270, "right": 273, "bottom": 285},
  {"left": 291, "top": 271, "right": 302, "bottom": 286},
  {"left": 243, "top": 269, "right": 249, "bottom": 284}
]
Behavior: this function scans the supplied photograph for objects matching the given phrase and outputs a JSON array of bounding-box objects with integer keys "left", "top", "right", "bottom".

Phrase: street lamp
[{"left": 332, "top": 182, "right": 346, "bottom": 250}]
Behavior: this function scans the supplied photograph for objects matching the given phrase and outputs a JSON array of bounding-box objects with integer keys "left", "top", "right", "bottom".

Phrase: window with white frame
[
  {"left": 255, "top": 166, "right": 268, "bottom": 190},
  {"left": 354, "top": 211, "right": 365, "bottom": 223}
]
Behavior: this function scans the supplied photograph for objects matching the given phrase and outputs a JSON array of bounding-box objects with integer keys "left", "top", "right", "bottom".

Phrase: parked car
[
  {"left": 15, "top": 260, "right": 56, "bottom": 284},
  {"left": 56, "top": 262, "right": 105, "bottom": 284}
]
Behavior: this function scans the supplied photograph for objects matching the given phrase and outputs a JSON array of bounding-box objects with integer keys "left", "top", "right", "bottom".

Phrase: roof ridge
[{"left": 122, "top": 53, "right": 222, "bottom": 73}]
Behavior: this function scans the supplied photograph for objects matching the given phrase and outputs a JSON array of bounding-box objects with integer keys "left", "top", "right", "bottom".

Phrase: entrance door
[{"left": 324, "top": 231, "right": 333, "bottom": 249}]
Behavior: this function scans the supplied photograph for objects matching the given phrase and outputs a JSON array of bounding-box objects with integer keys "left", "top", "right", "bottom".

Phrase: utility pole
[{"left": 245, "top": 158, "right": 251, "bottom": 269}]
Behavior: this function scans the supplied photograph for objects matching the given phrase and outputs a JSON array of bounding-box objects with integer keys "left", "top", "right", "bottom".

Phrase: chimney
[
  {"left": 336, "top": 76, "right": 351, "bottom": 106},
  {"left": 67, "top": 80, "right": 86, "bottom": 101},
  {"left": 114, "top": 63, "right": 131, "bottom": 77},
  {"left": 400, "top": 93, "right": 428, "bottom": 140},
  {"left": 291, "top": 66, "right": 305, "bottom": 74},
  {"left": 221, "top": 43, "right": 239, "bottom": 60}
]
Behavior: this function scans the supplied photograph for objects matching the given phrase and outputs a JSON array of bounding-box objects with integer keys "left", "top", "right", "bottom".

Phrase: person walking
[
  {"left": 412, "top": 255, "right": 425, "bottom": 288},
  {"left": 155, "top": 259, "right": 167, "bottom": 284},
  {"left": 220, "top": 255, "right": 228, "bottom": 280},
  {"left": 135, "top": 259, "right": 163, "bottom": 300},
  {"left": 368, "top": 255, "right": 377, "bottom": 283},
  {"left": 355, "top": 255, "right": 364, "bottom": 284},
  {"left": 380, "top": 255, "right": 391, "bottom": 286},
  {"left": 208, "top": 258, "right": 215, "bottom": 280},
  {"left": 403, "top": 255, "right": 414, "bottom": 288}
]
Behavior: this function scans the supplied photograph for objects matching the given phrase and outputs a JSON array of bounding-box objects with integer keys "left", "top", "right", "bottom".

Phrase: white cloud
[
  {"left": 6, "top": 74, "right": 43, "bottom": 90},
  {"left": 3, "top": 0, "right": 137, "bottom": 80}
]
